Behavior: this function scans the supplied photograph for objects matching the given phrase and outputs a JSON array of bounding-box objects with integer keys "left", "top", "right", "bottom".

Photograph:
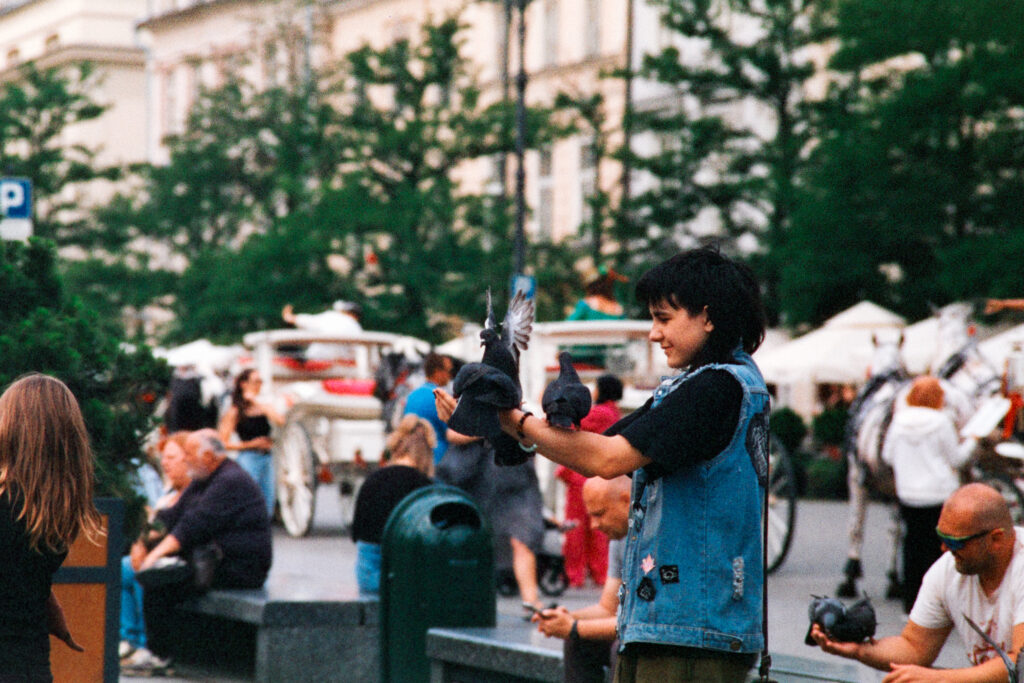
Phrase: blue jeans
[
  {"left": 120, "top": 555, "right": 146, "bottom": 647},
  {"left": 355, "top": 541, "right": 382, "bottom": 595},
  {"left": 237, "top": 449, "right": 275, "bottom": 518}
]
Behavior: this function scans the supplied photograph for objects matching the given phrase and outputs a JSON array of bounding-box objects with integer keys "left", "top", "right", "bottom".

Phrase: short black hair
[
  {"left": 635, "top": 246, "right": 766, "bottom": 367},
  {"left": 423, "top": 353, "right": 450, "bottom": 378},
  {"left": 596, "top": 374, "right": 623, "bottom": 404}
]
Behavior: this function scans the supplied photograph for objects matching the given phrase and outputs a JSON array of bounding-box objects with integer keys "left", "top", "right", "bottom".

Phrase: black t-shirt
[
  {"left": 0, "top": 491, "right": 67, "bottom": 671},
  {"left": 351, "top": 465, "right": 433, "bottom": 545},
  {"left": 157, "top": 459, "right": 272, "bottom": 589},
  {"left": 606, "top": 368, "right": 742, "bottom": 479}
]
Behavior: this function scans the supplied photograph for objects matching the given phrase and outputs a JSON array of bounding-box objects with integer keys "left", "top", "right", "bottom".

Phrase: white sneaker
[
  {"left": 121, "top": 647, "right": 173, "bottom": 676},
  {"left": 118, "top": 640, "right": 136, "bottom": 659}
]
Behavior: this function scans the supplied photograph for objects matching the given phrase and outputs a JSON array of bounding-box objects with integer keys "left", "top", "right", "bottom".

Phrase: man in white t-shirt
[{"left": 811, "top": 483, "right": 1024, "bottom": 682}]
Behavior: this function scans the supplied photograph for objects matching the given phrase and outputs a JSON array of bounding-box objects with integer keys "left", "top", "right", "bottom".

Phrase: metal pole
[{"left": 513, "top": 0, "right": 528, "bottom": 278}]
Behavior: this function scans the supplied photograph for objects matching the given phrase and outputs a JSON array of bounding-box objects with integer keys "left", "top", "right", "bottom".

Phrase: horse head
[
  {"left": 930, "top": 302, "right": 1001, "bottom": 400},
  {"left": 869, "top": 331, "right": 907, "bottom": 379}
]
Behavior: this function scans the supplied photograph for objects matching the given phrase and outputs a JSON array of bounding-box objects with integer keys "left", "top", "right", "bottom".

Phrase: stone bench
[
  {"left": 426, "top": 620, "right": 865, "bottom": 683},
  {"left": 175, "top": 575, "right": 380, "bottom": 682}
]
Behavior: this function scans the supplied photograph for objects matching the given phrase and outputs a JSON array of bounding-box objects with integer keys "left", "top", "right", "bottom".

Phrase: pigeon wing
[{"left": 501, "top": 289, "right": 535, "bottom": 363}]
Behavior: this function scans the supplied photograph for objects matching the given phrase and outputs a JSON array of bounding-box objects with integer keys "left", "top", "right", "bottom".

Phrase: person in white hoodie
[{"left": 882, "top": 376, "right": 977, "bottom": 612}]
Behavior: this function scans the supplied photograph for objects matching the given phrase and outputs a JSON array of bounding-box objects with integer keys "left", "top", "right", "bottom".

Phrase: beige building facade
[
  {"left": 0, "top": 0, "right": 147, "bottom": 170},
  {"left": 0, "top": 0, "right": 634, "bottom": 244}
]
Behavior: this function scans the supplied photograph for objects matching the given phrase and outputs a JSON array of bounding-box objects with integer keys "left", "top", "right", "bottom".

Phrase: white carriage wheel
[{"left": 276, "top": 420, "right": 317, "bottom": 537}]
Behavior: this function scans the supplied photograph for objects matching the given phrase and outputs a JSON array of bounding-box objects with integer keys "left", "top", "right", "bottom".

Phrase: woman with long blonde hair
[{"left": 0, "top": 374, "right": 103, "bottom": 681}]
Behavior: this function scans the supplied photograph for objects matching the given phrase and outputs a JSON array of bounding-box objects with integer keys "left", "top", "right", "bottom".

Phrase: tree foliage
[
  {"left": 778, "top": 0, "right": 1024, "bottom": 325},
  {"left": 0, "top": 62, "right": 118, "bottom": 247},
  {"left": 618, "top": 0, "right": 829, "bottom": 318},
  {"left": 0, "top": 239, "right": 168, "bottom": 525},
  {"left": 98, "top": 15, "right": 575, "bottom": 344}
]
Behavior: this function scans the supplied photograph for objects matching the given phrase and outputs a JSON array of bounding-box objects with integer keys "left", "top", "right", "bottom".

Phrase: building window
[
  {"left": 544, "top": 0, "right": 559, "bottom": 67},
  {"left": 6, "top": 48, "right": 19, "bottom": 67},
  {"left": 584, "top": 0, "right": 600, "bottom": 56},
  {"left": 45, "top": 34, "right": 60, "bottom": 52},
  {"left": 579, "top": 140, "right": 597, "bottom": 228},
  {"left": 537, "top": 146, "right": 555, "bottom": 237},
  {"left": 163, "top": 68, "right": 178, "bottom": 137}
]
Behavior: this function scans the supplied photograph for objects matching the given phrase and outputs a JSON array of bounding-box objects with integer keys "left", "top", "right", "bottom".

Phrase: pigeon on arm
[
  {"left": 542, "top": 351, "right": 592, "bottom": 430},
  {"left": 448, "top": 288, "right": 535, "bottom": 465}
]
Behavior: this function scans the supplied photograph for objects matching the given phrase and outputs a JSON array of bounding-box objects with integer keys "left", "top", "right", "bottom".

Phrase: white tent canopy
[
  {"left": 755, "top": 302, "right": 906, "bottom": 385},
  {"left": 155, "top": 339, "right": 245, "bottom": 373}
]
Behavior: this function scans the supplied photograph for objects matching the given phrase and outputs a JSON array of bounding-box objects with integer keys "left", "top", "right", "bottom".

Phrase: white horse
[{"left": 838, "top": 303, "right": 1001, "bottom": 598}]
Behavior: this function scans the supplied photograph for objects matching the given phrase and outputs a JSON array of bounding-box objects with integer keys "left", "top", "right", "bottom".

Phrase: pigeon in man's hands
[
  {"left": 805, "top": 595, "right": 876, "bottom": 646},
  {"left": 542, "top": 352, "right": 591, "bottom": 429},
  {"left": 448, "top": 289, "right": 534, "bottom": 465}
]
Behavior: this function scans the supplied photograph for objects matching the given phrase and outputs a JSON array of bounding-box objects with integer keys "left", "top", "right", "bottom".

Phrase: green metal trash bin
[{"left": 380, "top": 484, "right": 496, "bottom": 682}]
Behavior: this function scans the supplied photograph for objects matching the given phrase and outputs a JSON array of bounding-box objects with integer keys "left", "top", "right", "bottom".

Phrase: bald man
[
  {"left": 811, "top": 483, "right": 1024, "bottom": 682},
  {"left": 533, "top": 476, "right": 631, "bottom": 683}
]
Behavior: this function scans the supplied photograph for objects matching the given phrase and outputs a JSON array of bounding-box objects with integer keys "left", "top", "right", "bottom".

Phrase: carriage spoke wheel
[
  {"left": 276, "top": 421, "right": 317, "bottom": 537},
  {"left": 766, "top": 438, "right": 798, "bottom": 574}
]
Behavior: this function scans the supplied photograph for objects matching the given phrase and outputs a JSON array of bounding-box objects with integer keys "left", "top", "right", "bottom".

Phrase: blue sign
[
  {"left": 510, "top": 274, "right": 536, "bottom": 300},
  {"left": 0, "top": 178, "right": 31, "bottom": 219}
]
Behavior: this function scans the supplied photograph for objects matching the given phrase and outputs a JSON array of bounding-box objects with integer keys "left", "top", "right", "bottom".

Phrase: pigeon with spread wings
[{"left": 448, "top": 289, "right": 534, "bottom": 465}]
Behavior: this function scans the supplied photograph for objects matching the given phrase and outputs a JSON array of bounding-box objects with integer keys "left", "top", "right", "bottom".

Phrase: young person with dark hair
[{"left": 437, "top": 246, "right": 770, "bottom": 682}]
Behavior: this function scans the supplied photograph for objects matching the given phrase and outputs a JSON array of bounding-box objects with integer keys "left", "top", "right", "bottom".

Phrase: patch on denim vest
[
  {"left": 636, "top": 577, "right": 656, "bottom": 602},
  {"left": 745, "top": 407, "right": 769, "bottom": 487},
  {"left": 732, "top": 557, "right": 744, "bottom": 600},
  {"left": 659, "top": 565, "right": 679, "bottom": 584}
]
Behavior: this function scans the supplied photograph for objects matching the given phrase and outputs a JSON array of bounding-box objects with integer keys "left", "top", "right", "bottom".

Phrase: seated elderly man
[
  {"left": 123, "top": 429, "right": 272, "bottom": 676},
  {"left": 811, "top": 483, "right": 1024, "bottom": 683}
]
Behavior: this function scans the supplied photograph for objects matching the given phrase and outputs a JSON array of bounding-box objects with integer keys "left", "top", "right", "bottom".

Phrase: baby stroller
[{"left": 495, "top": 518, "right": 571, "bottom": 598}]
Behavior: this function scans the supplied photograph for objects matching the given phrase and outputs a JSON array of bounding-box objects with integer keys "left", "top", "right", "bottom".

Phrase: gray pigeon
[
  {"left": 448, "top": 289, "right": 534, "bottom": 465},
  {"left": 963, "top": 613, "right": 1024, "bottom": 683},
  {"left": 804, "top": 595, "right": 876, "bottom": 646},
  {"left": 542, "top": 351, "right": 592, "bottom": 429}
]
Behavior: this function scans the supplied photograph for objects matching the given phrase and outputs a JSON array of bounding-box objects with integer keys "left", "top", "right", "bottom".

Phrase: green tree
[
  {"left": 618, "top": 0, "right": 828, "bottom": 315},
  {"left": 0, "top": 62, "right": 118, "bottom": 247},
  {"left": 302, "top": 17, "right": 570, "bottom": 340},
  {"left": 778, "top": 0, "right": 1024, "bottom": 325},
  {"left": 99, "top": 16, "right": 576, "bottom": 343},
  {"left": 0, "top": 239, "right": 168, "bottom": 529}
]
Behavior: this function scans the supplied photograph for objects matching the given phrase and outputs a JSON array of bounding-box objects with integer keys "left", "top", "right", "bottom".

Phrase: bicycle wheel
[{"left": 766, "top": 438, "right": 798, "bottom": 574}]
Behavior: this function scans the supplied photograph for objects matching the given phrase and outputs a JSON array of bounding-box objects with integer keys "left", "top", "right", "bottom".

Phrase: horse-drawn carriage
[{"left": 243, "top": 328, "right": 424, "bottom": 537}]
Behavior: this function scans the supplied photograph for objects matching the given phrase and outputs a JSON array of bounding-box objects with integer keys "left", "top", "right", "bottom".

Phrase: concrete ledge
[
  {"left": 427, "top": 621, "right": 865, "bottom": 683},
  {"left": 176, "top": 584, "right": 381, "bottom": 683},
  {"left": 428, "top": 616, "right": 563, "bottom": 683}
]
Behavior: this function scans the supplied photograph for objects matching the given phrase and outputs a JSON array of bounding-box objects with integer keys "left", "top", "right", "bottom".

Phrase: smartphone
[{"left": 522, "top": 602, "right": 544, "bottom": 615}]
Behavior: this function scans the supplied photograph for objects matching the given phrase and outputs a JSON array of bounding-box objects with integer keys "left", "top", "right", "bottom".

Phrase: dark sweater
[
  {"left": 157, "top": 458, "right": 272, "bottom": 588},
  {"left": 351, "top": 465, "right": 432, "bottom": 545},
  {"left": 0, "top": 492, "right": 67, "bottom": 673}
]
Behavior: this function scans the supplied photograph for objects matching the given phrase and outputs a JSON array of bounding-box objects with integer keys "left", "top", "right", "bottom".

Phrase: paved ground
[{"left": 121, "top": 492, "right": 967, "bottom": 682}]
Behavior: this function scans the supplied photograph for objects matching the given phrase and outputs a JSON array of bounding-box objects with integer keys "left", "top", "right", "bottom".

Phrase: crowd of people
[{"left": 6, "top": 257, "right": 1024, "bottom": 683}]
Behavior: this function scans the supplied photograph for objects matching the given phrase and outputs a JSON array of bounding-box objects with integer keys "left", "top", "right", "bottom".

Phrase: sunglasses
[{"left": 935, "top": 528, "right": 992, "bottom": 552}]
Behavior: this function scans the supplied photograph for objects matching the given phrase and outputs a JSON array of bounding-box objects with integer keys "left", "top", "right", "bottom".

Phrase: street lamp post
[{"left": 512, "top": 0, "right": 528, "bottom": 279}]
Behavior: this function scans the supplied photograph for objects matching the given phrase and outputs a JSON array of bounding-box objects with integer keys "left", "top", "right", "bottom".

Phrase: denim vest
[{"left": 617, "top": 349, "right": 770, "bottom": 654}]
